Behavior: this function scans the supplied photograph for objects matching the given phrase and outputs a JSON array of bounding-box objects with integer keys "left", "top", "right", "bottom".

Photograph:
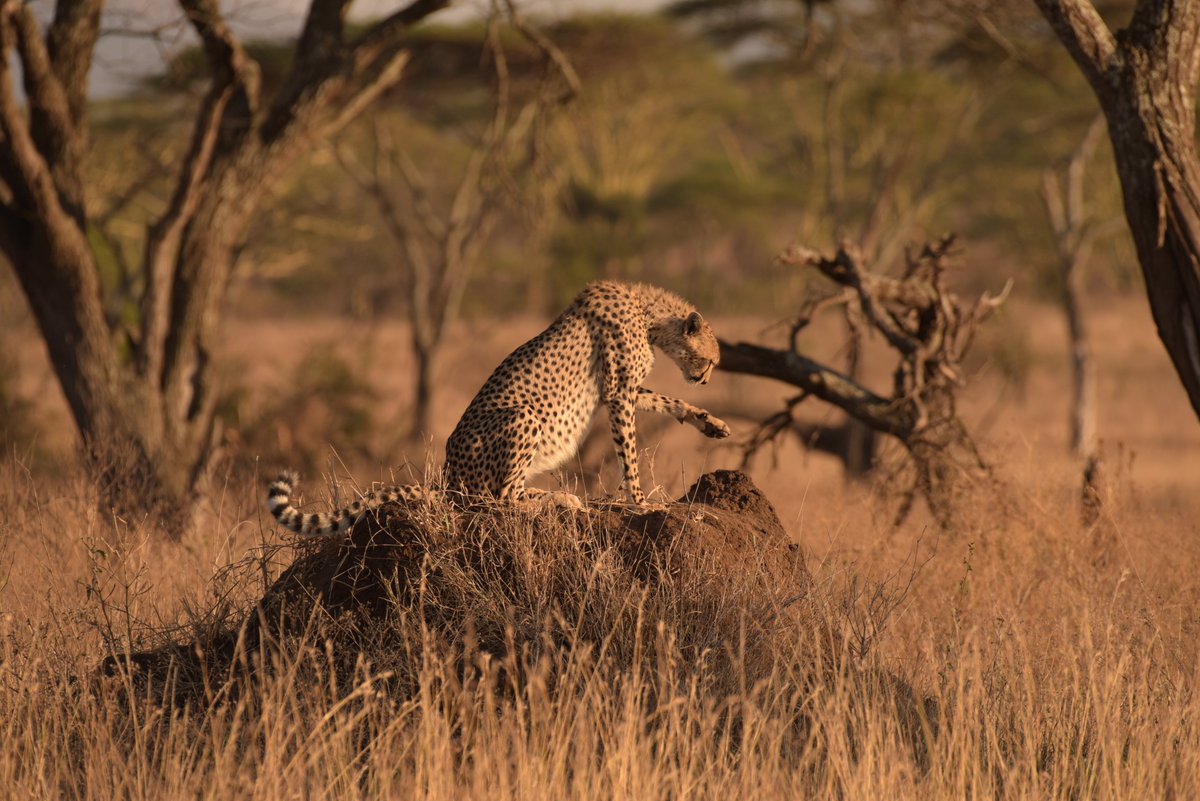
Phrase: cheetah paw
[
  {"left": 524, "top": 491, "right": 585, "bottom": 511},
  {"left": 692, "top": 411, "right": 731, "bottom": 439}
]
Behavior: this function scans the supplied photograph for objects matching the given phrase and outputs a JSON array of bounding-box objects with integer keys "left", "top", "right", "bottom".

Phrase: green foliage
[
  {"left": 81, "top": 11, "right": 1136, "bottom": 317},
  {"left": 218, "top": 346, "right": 381, "bottom": 474}
]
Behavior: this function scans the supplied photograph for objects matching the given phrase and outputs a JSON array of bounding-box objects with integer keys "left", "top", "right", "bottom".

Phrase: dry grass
[
  {"left": 1, "top": 462, "right": 1197, "bottom": 799},
  {"left": 2, "top": 297, "right": 1199, "bottom": 799}
]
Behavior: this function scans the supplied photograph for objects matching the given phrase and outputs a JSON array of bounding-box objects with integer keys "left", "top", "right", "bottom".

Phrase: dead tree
[
  {"left": 1041, "top": 115, "right": 1106, "bottom": 463},
  {"left": 337, "top": 1, "right": 578, "bottom": 441},
  {"left": 0, "top": 0, "right": 450, "bottom": 523},
  {"left": 1033, "top": 0, "right": 1200, "bottom": 422},
  {"left": 1040, "top": 114, "right": 1119, "bottom": 522},
  {"left": 720, "top": 235, "right": 1011, "bottom": 529}
]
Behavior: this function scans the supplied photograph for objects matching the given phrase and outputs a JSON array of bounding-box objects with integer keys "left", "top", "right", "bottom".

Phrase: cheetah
[{"left": 267, "top": 280, "right": 730, "bottom": 536}]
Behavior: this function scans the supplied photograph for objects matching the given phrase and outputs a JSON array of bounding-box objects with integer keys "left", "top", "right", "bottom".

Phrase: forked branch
[
  {"left": 139, "top": 0, "right": 262, "bottom": 381},
  {"left": 722, "top": 236, "right": 1010, "bottom": 528},
  {"left": 335, "top": 1, "right": 576, "bottom": 439}
]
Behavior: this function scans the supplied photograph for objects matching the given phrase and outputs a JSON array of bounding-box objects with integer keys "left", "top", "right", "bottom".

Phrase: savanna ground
[{"left": 1, "top": 290, "right": 1198, "bottom": 799}]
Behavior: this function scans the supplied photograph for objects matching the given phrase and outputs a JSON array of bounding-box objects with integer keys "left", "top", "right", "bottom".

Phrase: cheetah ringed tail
[{"left": 266, "top": 471, "right": 428, "bottom": 538}]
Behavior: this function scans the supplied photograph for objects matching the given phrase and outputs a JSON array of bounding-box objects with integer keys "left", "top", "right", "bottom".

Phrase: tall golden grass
[{"left": 1, "top": 446, "right": 1198, "bottom": 801}]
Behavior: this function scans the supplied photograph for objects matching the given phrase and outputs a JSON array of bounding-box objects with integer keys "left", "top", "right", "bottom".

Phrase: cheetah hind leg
[
  {"left": 485, "top": 407, "right": 585, "bottom": 511},
  {"left": 490, "top": 406, "right": 542, "bottom": 505}
]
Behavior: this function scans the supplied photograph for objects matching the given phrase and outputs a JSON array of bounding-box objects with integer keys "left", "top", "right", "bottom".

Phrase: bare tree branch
[
  {"left": 0, "top": 6, "right": 77, "bottom": 232},
  {"left": 337, "top": 1, "right": 574, "bottom": 438},
  {"left": 317, "top": 50, "right": 412, "bottom": 142},
  {"left": 139, "top": 81, "right": 237, "bottom": 381},
  {"left": 178, "top": 0, "right": 261, "bottom": 122},
  {"left": 723, "top": 237, "right": 1008, "bottom": 528},
  {"left": 7, "top": 1, "right": 89, "bottom": 222},
  {"left": 1040, "top": 113, "right": 1107, "bottom": 462},
  {"left": 719, "top": 341, "right": 908, "bottom": 438},
  {"left": 500, "top": 0, "right": 582, "bottom": 103},
  {"left": 1030, "top": 0, "right": 1115, "bottom": 84},
  {"left": 262, "top": 0, "right": 447, "bottom": 159},
  {"left": 351, "top": 0, "right": 451, "bottom": 66},
  {"left": 737, "top": 392, "right": 808, "bottom": 469},
  {"left": 47, "top": 0, "right": 104, "bottom": 126},
  {"left": 138, "top": 0, "right": 262, "bottom": 384},
  {"left": 387, "top": 136, "right": 448, "bottom": 241},
  {"left": 296, "top": 0, "right": 352, "bottom": 69}
]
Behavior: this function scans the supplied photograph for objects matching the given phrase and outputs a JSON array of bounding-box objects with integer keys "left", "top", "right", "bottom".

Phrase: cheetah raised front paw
[{"left": 689, "top": 410, "right": 731, "bottom": 439}]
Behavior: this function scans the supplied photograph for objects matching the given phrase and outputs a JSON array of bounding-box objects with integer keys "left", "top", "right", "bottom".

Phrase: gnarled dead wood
[{"left": 721, "top": 236, "right": 1010, "bottom": 529}]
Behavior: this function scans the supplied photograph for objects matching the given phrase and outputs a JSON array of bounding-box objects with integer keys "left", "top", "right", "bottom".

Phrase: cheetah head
[{"left": 662, "top": 311, "right": 720, "bottom": 385}]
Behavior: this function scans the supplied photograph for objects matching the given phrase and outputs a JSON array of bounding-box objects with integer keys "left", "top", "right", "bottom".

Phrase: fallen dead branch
[{"left": 720, "top": 235, "right": 1011, "bottom": 529}]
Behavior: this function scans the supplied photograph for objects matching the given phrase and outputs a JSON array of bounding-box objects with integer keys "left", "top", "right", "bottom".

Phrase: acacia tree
[
  {"left": 1033, "top": 0, "right": 1200, "bottom": 420},
  {"left": 337, "top": 3, "right": 578, "bottom": 441},
  {"left": 0, "top": 0, "right": 449, "bottom": 517}
]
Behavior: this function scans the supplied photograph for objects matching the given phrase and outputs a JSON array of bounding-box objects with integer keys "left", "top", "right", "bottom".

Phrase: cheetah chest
[{"left": 529, "top": 376, "right": 600, "bottom": 473}]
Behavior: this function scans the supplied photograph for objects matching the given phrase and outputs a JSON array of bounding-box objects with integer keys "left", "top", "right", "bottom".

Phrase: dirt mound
[
  {"left": 100, "top": 470, "right": 820, "bottom": 709},
  {"left": 96, "top": 472, "right": 936, "bottom": 753},
  {"left": 244, "top": 469, "right": 808, "bottom": 647}
]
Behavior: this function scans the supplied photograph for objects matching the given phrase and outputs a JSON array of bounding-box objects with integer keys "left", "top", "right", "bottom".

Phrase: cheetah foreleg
[
  {"left": 635, "top": 389, "right": 731, "bottom": 439},
  {"left": 606, "top": 389, "right": 647, "bottom": 505}
]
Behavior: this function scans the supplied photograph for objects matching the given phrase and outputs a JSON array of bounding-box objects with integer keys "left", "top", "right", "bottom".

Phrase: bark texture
[{"left": 1034, "top": 0, "right": 1200, "bottom": 420}]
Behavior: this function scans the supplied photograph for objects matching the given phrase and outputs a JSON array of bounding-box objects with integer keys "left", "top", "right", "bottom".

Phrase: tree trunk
[
  {"left": 1101, "top": 69, "right": 1200, "bottom": 419},
  {"left": 5, "top": 222, "right": 120, "bottom": 447},
  {"left": 0, "top": 0, "right": 449, "bottom": 527},
  {"left": 7, "top": 176, "right": 253, "bottom": 518},
  {"left": 412, "top": 342, "right": 437, "bottom": 442},
  {"left": 1063, "top": 259, "right": 1097, "bottom": 459},
  {"left": 1034, "top": 0, "right": 1200, "bottom": 420}
]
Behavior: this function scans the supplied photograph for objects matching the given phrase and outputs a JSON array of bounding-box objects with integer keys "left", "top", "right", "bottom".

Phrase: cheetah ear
[{"left": 683, "top": 311, "right": 704, "bottom": 336}]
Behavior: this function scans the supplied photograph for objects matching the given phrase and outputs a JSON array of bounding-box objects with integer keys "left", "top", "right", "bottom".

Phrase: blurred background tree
[
  {"left": 335, "top": 2, "right": 580, "bottom": 443},
  {"left": 0, "top": 0, "right": 451, "bottom": 526},
  {"left": 1033, "top": 0, "right": 1200, "bottom": 422}
]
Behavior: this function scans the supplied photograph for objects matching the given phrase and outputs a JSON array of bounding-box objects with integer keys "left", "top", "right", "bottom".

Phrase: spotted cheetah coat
[{"left": 268, "top": 280, "right": 729, "bottom": 536}]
